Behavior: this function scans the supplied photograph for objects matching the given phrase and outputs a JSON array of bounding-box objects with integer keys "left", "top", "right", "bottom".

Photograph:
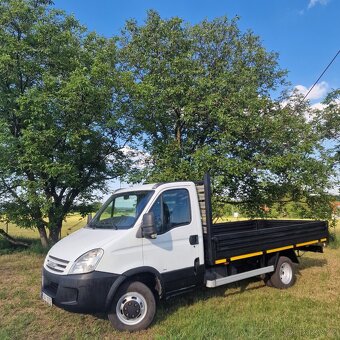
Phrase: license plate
[{"left": 42, "top": 292, "right": 52, "bottom": 306}]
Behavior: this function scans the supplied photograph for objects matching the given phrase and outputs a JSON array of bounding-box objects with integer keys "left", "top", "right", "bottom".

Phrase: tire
[
  {"left": 263, "top": 255, "right": 275, "bottom": 287},
  {"left": 108, "top": 281, "right": 156, "bottom": 332},
  {"left": 264, "top": 274, "right": 273, "bottom": 287},
  {"left": 269, "top": 256, "right": 296, "bottom": 289}
]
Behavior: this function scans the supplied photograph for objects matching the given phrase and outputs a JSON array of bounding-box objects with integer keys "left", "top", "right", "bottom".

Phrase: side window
[
  {"left": 150, "top": 196, "right": 163, "bottom": 234},
  {"left": 149, "top": 189, "right": 191, "bottom": 235}
]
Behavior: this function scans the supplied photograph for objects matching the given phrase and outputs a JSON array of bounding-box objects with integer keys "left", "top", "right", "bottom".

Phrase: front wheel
[
  {"left": 108, "top": 281, "right": 156, "bottom": 332},
  {"left": 269, "top": 256, "right": 296, "bottom": 289}
]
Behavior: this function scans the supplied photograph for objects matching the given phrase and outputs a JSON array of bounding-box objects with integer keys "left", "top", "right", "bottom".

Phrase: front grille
[{"left": 46, "top": 255, "right": 69, "bottom": 273}]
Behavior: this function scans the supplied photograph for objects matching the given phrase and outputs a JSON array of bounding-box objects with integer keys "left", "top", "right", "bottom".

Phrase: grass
[
  {"left": 1, "top": 214, "right": 87, "bottom": 239},
  {"left": 0, "top": 214, "right": 87, "bottom": 255},
  {"left": 0, "top": 220, "right": 339, "bottom": 339}
]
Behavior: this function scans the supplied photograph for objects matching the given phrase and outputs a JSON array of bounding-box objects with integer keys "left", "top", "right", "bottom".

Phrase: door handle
[{"left": 189, "top": 235, "right": 199, "bottom": 245}]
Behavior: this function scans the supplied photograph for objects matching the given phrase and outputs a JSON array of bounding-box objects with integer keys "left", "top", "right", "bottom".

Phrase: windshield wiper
[{"left": 88, "top": 221, "right": 118, "bottom": 230}]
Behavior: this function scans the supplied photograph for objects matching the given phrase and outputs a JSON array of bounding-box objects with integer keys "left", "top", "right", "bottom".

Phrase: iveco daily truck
[{"left": 41, "top": 174, "right": 328, "bottom": 331}]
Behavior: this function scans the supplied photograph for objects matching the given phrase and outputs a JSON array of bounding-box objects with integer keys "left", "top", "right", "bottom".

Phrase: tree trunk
[
  {"left": 0, "top": 228, "right": 29, "bottom": 247},
  {"left": 37, "top": 225, "right": 49, "bottom": 248},
  {"left": 174, "top": 108, "right": 182, "bottom": 150},
  {"left": 175, "top": 123, "right": 181, "bottom": 149},
  {"left": 49, "top": 219, "right": 63, "bottom": 244}
]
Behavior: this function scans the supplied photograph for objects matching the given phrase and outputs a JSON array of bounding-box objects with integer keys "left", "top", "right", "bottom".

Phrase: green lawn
[{"left": 0, "top": 220, "right": 339, "bottom": 339}]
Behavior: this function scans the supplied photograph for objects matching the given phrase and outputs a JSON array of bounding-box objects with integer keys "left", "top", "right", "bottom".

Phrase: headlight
[{"left": 69, "top": 248, "right": 104, "bottom": 274}]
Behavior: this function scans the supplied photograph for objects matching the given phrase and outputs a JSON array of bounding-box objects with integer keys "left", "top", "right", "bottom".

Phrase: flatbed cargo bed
[
  {"left": 196, "top": 174, "right": 329, "bottom": 265},
  {"left": 210, "top": 219, "right": 328, "bottom": 262}
]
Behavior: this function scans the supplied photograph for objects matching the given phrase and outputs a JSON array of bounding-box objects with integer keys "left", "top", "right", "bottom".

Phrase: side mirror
[
  {"left": 142, "top": 212, "right": 157, "bottom": 239},
  {"left": 87, "top": 213, "right": 93, "bottom": 224}
]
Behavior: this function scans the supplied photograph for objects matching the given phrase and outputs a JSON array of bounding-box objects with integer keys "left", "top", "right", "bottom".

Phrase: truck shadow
[
  {"left": 153, "top": 278, "right": 266, "bottom": 325},
  {"left": 298, "top": 256, "right": 327, "bottom": 270},
  {"left": 92, "top": 256, "right": 328, "bottom": 326},
  {"left": 153, "top": 256, "right": 329, "bottom": 325},
  {"left": 91, "top": 279, "right": 263, "bottom": 323}
]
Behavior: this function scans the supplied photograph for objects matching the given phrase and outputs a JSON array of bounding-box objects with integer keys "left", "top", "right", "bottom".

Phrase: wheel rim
[
  {"left": 116, "top": 291, "right": 148, "bottom": 326},
  {"left": 279, "top": 262, "right": 293, "bottom": 284}
]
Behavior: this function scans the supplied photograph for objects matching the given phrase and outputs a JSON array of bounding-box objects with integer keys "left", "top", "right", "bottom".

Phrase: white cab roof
[{"left": 114, "top": 181, "right": 194, "bottom": 194}]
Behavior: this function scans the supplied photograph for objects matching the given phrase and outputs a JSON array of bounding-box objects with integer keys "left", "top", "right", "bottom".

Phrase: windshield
[{"left": 89, "top": 191, "right": 154, "bottom": 230}]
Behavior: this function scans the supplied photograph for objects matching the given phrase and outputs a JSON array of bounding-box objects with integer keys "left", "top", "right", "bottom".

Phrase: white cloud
[
  {"left": 311, "top": 102, "right": 326, "bottom": 110},
  {"left": 121, "top": 146, "right": 149, "bottom": 170},
  {"left": 308, "top": 0, "right": 329, "bottom": 9},
  {"left": 302, "top": 101, "right": 326, "bottom": 121},
  {"left": 294, "top": 81, "right": 329, "bottom": 101}
]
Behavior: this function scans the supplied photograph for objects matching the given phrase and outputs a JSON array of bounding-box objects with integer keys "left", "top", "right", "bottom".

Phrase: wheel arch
[
  {"left": 279, "top": 249, "right": 299, "bottom": 264},
  {"left": 266, "top": 249, "right": 299, "bottom": 268},
  {"left": 105, "top": 267, "right": 164, "bottom": 311}
]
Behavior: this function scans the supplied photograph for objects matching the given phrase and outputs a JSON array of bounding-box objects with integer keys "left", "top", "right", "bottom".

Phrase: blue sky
[{"left": 54, "top": 0, "right": 339, "bottom": 105}]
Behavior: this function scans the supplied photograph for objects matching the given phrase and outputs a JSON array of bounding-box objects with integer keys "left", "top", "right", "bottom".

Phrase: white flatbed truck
[{"left": 41, "top": 174, "right": 328, "bottom": 331}]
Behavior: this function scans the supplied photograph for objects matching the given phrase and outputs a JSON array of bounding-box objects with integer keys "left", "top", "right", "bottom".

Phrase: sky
[
  {"left": 53, "top": 0, "right": 340, "bottom": 104},
  {"left": 53, "top": 0, "right": 339, "bottom": 198}
]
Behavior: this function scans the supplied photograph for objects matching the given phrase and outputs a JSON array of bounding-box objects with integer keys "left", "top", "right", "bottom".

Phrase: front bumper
[{"left": 41, "top": 267, "right": 119, "bottom": 313}]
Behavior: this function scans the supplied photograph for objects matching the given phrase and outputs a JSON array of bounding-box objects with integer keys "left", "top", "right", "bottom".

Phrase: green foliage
[
  {"left": 328, "top": 218, "right": 340, "bottom": 249},
  {"left": 0, "top": 0, "right": 129, "bottom": 245},
  {"left": 329, "top": 233, "right": 339, "bottom": 249},
  {"left": 0, "top": 3, "right": 337, "bottom": 246},
  {"left": 319, "top": 89, "right": 340, "bottom": 146},
  {"left": 120, "top": 10, "right": 337, "bottom": 219}
]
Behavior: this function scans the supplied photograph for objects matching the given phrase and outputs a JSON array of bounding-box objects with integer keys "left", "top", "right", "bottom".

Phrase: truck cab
[{"left": 42, "top": 181, "right": 206, "bottom": 331}]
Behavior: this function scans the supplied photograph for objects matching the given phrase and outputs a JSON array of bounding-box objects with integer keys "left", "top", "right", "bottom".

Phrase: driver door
[{"left": 142, "top": 188, "right": 200, "bottom": 294}]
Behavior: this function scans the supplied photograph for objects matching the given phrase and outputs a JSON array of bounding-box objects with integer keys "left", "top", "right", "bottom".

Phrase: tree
[
  {"left": 120, "top": 11, "right": 336, "bottom": 218},
  {"left": 315, "top": 88, "right": 340, "bottom": 214},
  {"left": 0, "top": 0, "right": 129, "bottom": 246},
  {"left": 318, "top": 89, "right": 340, "bottom": 149}
]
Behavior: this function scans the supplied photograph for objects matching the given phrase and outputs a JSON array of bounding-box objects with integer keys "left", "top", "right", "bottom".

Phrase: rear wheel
[
  {"left": 269, "top": 256, "right": 296, "bottom": 289},
  {"left": 108, "top": 281, "right": 156, "bottom": 332}
]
